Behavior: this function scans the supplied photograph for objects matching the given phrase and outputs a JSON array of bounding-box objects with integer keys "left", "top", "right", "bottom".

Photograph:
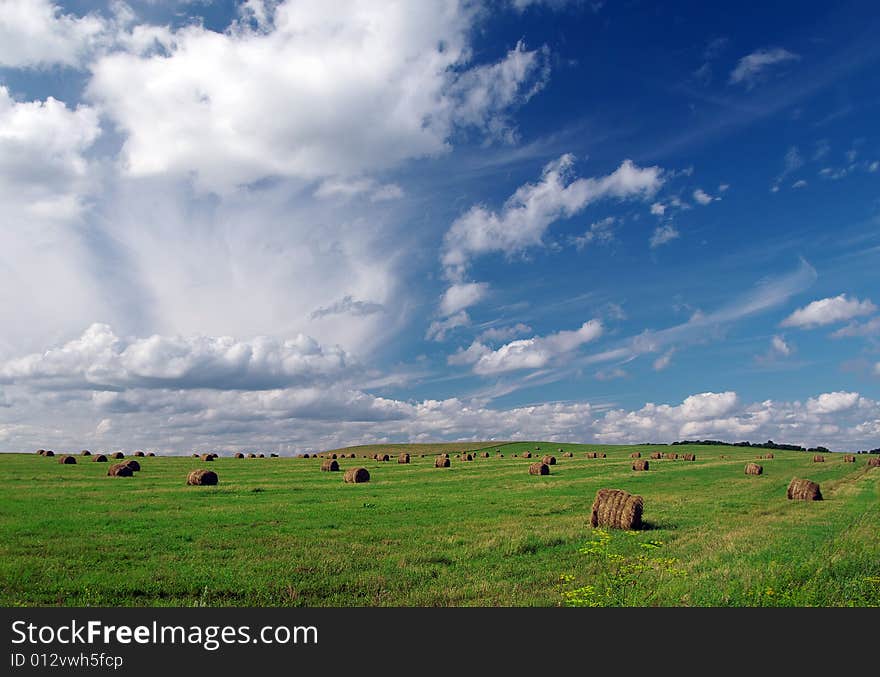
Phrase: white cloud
[
  {"left": 314, "top": 178, "right": 403, "bottom": 202},
  {"left": 595, "top": 367, "right": 627, "bottom": 380},
  {"left": 0, "top": 0, "right": 107, "bottom": 68},
  {"left": 0, "top": 323, "right": 352, "bottom": 390},
  {"left": 771, "top": 335, "right": 791, "bottom": 357},
  {"left": 729, "top": 47, "right": 799, "bottom": 88},
  {"left": 442, "top": 154, "right": 663, "bottom": 278},
  {"left": 440, "top": 282, "right": 490, "bottom": 316},
  {"left": 679, "top": 391, "right": 739, "bottom": 420},
  {"left": 650, "top": 202, "right": 665, "bottom": 215},
  {"left": 806, "top": 391, "right": 860, "bottom": 414},
  {"left": 572, "top": 216, "right": 615, "bottom": 250},
  {"left": 718, "top": 183, "right": 729, "bottom": 192},
  {"left": 831, "top": 317, "right": 880, "bottom": 338},
  {"left": 469, "top": 319, "right": 603, "bottom": 374},
  {"left": 477, "top": 323, "right": 532, "bottom": 343},
  {"left": 95, "top": 418, "right": 112, "bottom": 436},
  {"left": 692, "top": 188, "right": 717, "bottom": 205},
  {"left": 869, "top": 161, "right": 879, "bottom": 173},
  {"left": 781, "top": 294, "right": 876, "bottom": 328},
  {"left": 792, "top": 179, "right": 807, "bottom": 189},
  {"left": 649, "top": 224, "right": 679, "bottom": 248},
  {"left": 310, "top": 296, "right": 384, "bottom": 320},
  {"left": 652, "top": 349, "right": 674, "bottom": 371},
  {"left": 426, "top": 311, "right": 471, "bottom": 342},
  {"left": 87, "top": 2, "right": 549, "bottom": 194}
]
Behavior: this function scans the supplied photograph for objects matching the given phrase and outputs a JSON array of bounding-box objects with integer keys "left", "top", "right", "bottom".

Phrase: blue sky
[{"left": 0, "top": 0, "right": 878, "bottom": 453}]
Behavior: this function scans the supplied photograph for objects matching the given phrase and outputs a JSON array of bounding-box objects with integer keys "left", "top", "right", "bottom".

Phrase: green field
[{"left": 1, "top": 442, "right": 878, "bottom": 607}]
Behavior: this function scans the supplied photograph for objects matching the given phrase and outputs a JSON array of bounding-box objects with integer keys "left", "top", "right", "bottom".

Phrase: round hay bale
[
  {"left": 191, "top": 453, "right": 199, "bottom": 458},
  {"left": 434, "top": 456, "right": 450, "bottom": 468},
  {"left": 665, "top": 452, "right": 678, "bottom": 460},
  {"left": 122, "top": 459, "right": 140, "bottom": 472},
  {"left": 650, "top": 452, "right": 662, "bottom": 460},
  {"left": 247, "top": 453, "right": 256, "bottom": 458},
  {"left": 682, "top": 453, "right": 696, "bottom": 461},
  {"left": 521, "top": 451, "right": 532, "bottom": 459},
  {"left": 812, "top": 455, "right": 824, "bottom": 463},
  {"left": 787, "top": 478, "right": 821, "bottom": 501},
  {"left": 632, "top": 460, "right": 649, "bottom": 471},
  {"left": 542, "top": 455, "right": 556, "bottom": 465},
  {"left": 528, "top": 462, "right": 549, "bottom": 476},
  {"left": 186, "top": 469, "right": 218, "bottom": 486},
  {"left": 764, "top": 452, "right": 774, "bottom": 459},
  {"left": 462, "top": 453, "right": 473, "bottom": 461},
  {"left": 398, "top": 453, "right": 410, "bottom": 464},
  {"left": 590, "top": 489, "right": 643, "bottom": 530},
  {"left": 630, "top": 451, "right": 641, "bottom": 459},
  {"left": 867, "top": 457, "right": 880, "bottom": 467},
  {"left": 80, "top": 450, "right": 91, "bottom": 456},
  {"left": 744, "top": 462, "right": 763, "bottom": 475},
  {"left": 330, "top": 453, "right": 338, "bottom": 459},
  {"left": 258, "top": 453, "right": 265, "bottom": 458},
  {"left": 107, "top": 462, "right": 133, "bottom": 477},
  {"left": 348, "top": 453, "right": 356, "bottom": 459},
  {"left": 513, "top": 454, "right": 517, "bottom": 457},
  {"left": 302, "top": 453, "right": 310, "bottom": 459},
  {"left": 200, "top": 453, "right": 214, "bottom": 462},
  {"left": 562, "top": 451, "right": 573, "bottom": 458},
  {"left": 43, "top": 450, "right": 55, "bottom": 457},
  {"left": 585, "top": 452, "right": 597, "bottom": 459},
  {"left": 234, "top": 452, "right": 245, "bottom": 459},
  {"left": 499, "top": 454, "right": 504, "bottom": 458},
  {"left": 36, "top": 449, "right": 46, "bottom": 455},
  {"left": 558, "top": 448, "right": 563, "bottom": 453},
  {"left": 134, "top": 451, "right": 145, "bottom": 457},
  {"left": 376, "top": 453, "right": 389, "bottom": 462},
  {"left": 147, "top": 452, "right": 156, "bottom": 457},
  {"left": 93, "top": 454, "right": 108, "bottom": 462},
  {"left": 344, "top": 467, "right": 370, "bottom": 483},
  {"left": 599, "top": 453, "right": 607, "bottom": 458},
  {"left": 58, "top": 455, "right": 76, "bottom": 464},
  {"left": 111, "top": 452, "right": 124, "bottom": 459},
  {"left": 481, "top": 451, "right": 490, "bottom": 458},
  {"left": 843, "top": 454, "right": 855, "bottom": 463},
  {"left": 439, "top": 452, "right": 449, "bottom": 458},
  {"left": 320, "top": 459, "right": 340, "bottom": 472},
  {"left": 270, "top": 453, "right": 279, "bottom": 457}
]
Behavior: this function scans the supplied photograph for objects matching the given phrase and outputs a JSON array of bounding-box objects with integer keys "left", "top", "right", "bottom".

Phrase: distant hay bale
[
  {"left": 258, "top": 454, "right": 265, "bottom": 458},
  {"left": 590, "top": 489, "right": 643, "bottom": 530},
  {"left": 134, "top": 451, "right": 145, "bottom": 457},
  {"left": 843, "top": 454, "right": 856, "bottom": 463},
  {"left": 349, "top": 453, "right": 356, "bottom": 459},
  {"left": 867, "top": 457, "right": 880, "bottom": 468},
  {"left": 434, "top": 456, "right": 450, "bottom": 468},
  {"left": 632, "top": 460, "right": 649, "bottom": 471},
  {"left": 302, "top": 453, "right": 309, "bottom": 458},
  {"left": 271, "top": 453, "right": 279, "bottom": 457},
  {"left": 535, "top": 446, "right": 541, "bottom": 450},
  {"left": 36, "top": 449, "right": 46, "bottom": 455},
  {"left": 744, "top": 463, "right": 763, "bottom": 476},
  {"left": 147, "top": 452, "right": 156, "bottom": 457},
  {"left": 80, "top": 450, "right": 91, "bottom": 456},
  {"left": 462, "top": 453, "right": 473, "bottom": 461},
  {"left": 558, "top": 448, "right": 563, "bottom": 453},
  {"left": 398, "top": 453, "right": 410, "bottom": 464},
  {"left": 787, "top": 478, "right": 821, "bottom": 501},
  {"left": 123, "top": 459, "right": 140, "bottom": 472},
  {"left": 665, "top": 453, "right": 678, "bottom": 460},
  {"left": 111, "top": 452, "right": 124, "bottom": 459},
  {"left": 542, "top": 455, "right": 556, "bottom": 465},
  {"left": 764, "top": 453, "right": 774, "bottom": 459},
  {"left": 107, "top": 463, "right": 133, "bottom": 477},
  {"left": 682, "top": 453, "right": 696, "bottom": 461},
  {"left": 247, "top": 453, "right": 256, "bottom": 458},
  {"left": 235, "top": 452, "right": 245, "bottom": 459},
  {"left": 376, "top": 453, "right": 389, "bottom": 462},
  {"left": 330, "top": 453, "right": 338, "bottom": 459},
  {"left": 93, "top": 454, "right": 108, "bottom": 462},
  {"left": 58, "top": 455, "right": 76, "bottom": 464},
  {"left": 630, "top": 452, "right": 641, "bottom": 459},
  {"left": 585, "top": 452, "right": 597, "bottom": 459},
  {"left": 482, "top": 451, "right": 490, "bottom": 458},
  {"left": 200, "top": 454, "right": 214, "bottom": 462},
  {"left": 499, "top": 454, "right": 504, "bottom": 458},
  {"left": 813, "top": 455, "right": 824, "bottom": 463},
  {"left": 321, "top": 459, "right": 340, "bottom": 472},
  {"left": 562, "top": 451, "right": 573, "bottom": 458},
  {"left": 344, "top": 467, "right": 370, "bottom": 483},
  {"left": 650, "top": 452, "right": 662, "bottom": 460},
  {"left": 528, "top": 462, "right": 549, "bottom": 476},
  {"left": 191, "top": 453, "right": 199, "bottom": 458},
  {"left": 521, "top": 451, "right": 532, "bottom": 459},
  {"left": 186, "top": 469, "right": 218, "bottom": 486},
  {"left": 439, "top": 452, "right": 449, "bottom": 458},
  {"left": 513, "top": 454, "right": 518, "bottom": 457},
  {"left": 599, "top": 453, "right": 606, "bottom": 458},
  {"left": 43, "top": 450, "right": 55, "bottom": 457}
]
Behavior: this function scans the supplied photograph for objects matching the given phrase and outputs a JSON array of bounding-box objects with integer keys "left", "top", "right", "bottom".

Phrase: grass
[{"left": 0, "top": 443, "right": 877, "bottom": 607}]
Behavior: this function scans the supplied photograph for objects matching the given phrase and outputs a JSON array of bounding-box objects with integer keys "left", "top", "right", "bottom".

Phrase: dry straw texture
[
  {"left": 462, "top": 453, "right": 473, "bottom": 461},
  {"left": 528, "top": 462, "right": 549, "bottom": 476},
  {"left": 58, "top": 455, "right": 76, "bottom": 464},
  {"left": 813, "top": 455, "right": 824, "bottom": 463},
  {"left": 764, "top": 453, "right": 774, "bottom": 459},
  {"left": 590, "top": 489, "right": 643, "bottom": 530},
  {"left": 542, "top": 455, "right": 556, "bottom": 465},
  {"left": 630, "top": 451, "right": 641, "bottom": 459},
  {"left": 682, "top": 453, "right": 696, "bottom": 461},
  {"left": 122, "top": 460, "right": 140, "bottom": 472},
  {"left": 521, "top": 451, "right": 532, "bottom": 459},
  {"left": 398, "top": 453, "right": 410, "bottom": 464},
  {"left": 787, "top": 478, "right": 821, "bottom": 500},
  {"left": 80, "top": 450, "right": 91, "bottom": 456},
  {"left": 665, "top": 452, "right": 678, "bottom": 460},
  {"left": 344, "top": 467, "right": 370, "bottom": 483},
  {"left": 744, "top": 463, "right": 763, "bottom": 475},
  {"left": 93, "top": 454, "right": 108, "bottom": 462},
  {"left": 585, "top": 452, "right": 597, "bottom": 459},
  {"left": 186, "top": 469, "right": 218, "bottom": 486},
  {"left": 562, "top": 451, "right": 573, "bottom": 457},
  {"left": 650, "top": 452, "right": 662, "bottom": 459},
  {"left": 434, "top": 456, "right": 450, "bottom": 468},
  {"left": 843, "top": 454, "right": 856, "bottom": 463},
  {"left": 632, "top": 460, "right": 649, "bottom": 471},
  {"left": 234, "top": 452, "right": 245, "bottom": 458},
  {"left": 111, "top": 452, "right": 124, "bottom": 459},
  {"left": 200, "top": 454, "right": 214, "bottom": 462},
  {"left": 107, "top": 463, "right": 133, "bottom": 477},
  {"left": 134, "top": 451, "right": 145, "bottom": 457},
  {"left": 868, "top": 457, "right": 880, "bottom": 467},
  {"left": 376, "top": 454, "right": 390, "bottom": 462},
  {"left": 321, "top": 459, "right": 340, "bottom": 472}
]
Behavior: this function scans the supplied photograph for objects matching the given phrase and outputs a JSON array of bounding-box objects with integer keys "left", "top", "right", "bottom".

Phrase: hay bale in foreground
[
  {"left": 434, "top": 456, "right": 450, "bottom": 468},
  {"left": 123, "top": 459, "right": 140, "bottom": 472},
  {"left": 632, "top": 460, "right": 649, "bottom": 471},
  {"left": 590, "top": 489, "right": 643, "bottom": 530},
  {"left": 630, "top": 451, "right": 641, "bottom": 459},
  {"left": 682, "top": 453, "right": 696, "bottom": 461},
  {"left": 111, "top": 452, "right": 124, "bottom": 459},
  {"left": 80, "top": 450, "right": 91, "bottom": 456},
  {"left": 321, "top": 459, "right": 340, "bottom": 472},
  {"left": 744, "top": 463, "right": 763, "bottom": 476},
  {"left": 650, "top": 452, "right": 662, "bottom": 460},
  {"left": 107, "top": 463, "right": 133, "bottom": 477},
  {"left": 813, "top": 455, "right": 824, "bottom": 463},
  {"left": 528, "top": 462, "right": 549, "bottom": 476},
  {"left": 134, "top": 451, "right": 145, "bottom": 457},
  {"left": 58, "top": 455, "right": 76, "bottom": 464},
  {"left": 344, "top": 467, "right": 370, "bottom": 483},
  {"left": 787, "top": 478, "right": 821, "bottom": 501},
  {"left": 200, "top": 453, "right": 214, "bottom": 462},
  {"left": 521, "top": 451, "right": 532, "bottom": 459},
  {"left": 868, "top": 457, "right": 880, "bottom": 467},
  {"left": 398, "top": 453, "right": 410, "bottom": 464},
  {"left": 843, "top": 454, "right": 856, "bottom": 463},
  {"left": 93, "top": 454, "right": 108, "bottom": 462},
  {"left": 186, "top": 469, "right": 218, "bottom": 486},
  {"left": 234, "top": 452, "right": 245, "bottom": 458},
  {"left": 542, "top": 455, "right": 556, "bottom": 465}
]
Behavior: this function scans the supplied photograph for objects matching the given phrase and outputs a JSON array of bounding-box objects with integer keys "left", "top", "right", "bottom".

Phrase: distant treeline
[{"left": 670, "top": 439, "right": 831, "bottom": 452}]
